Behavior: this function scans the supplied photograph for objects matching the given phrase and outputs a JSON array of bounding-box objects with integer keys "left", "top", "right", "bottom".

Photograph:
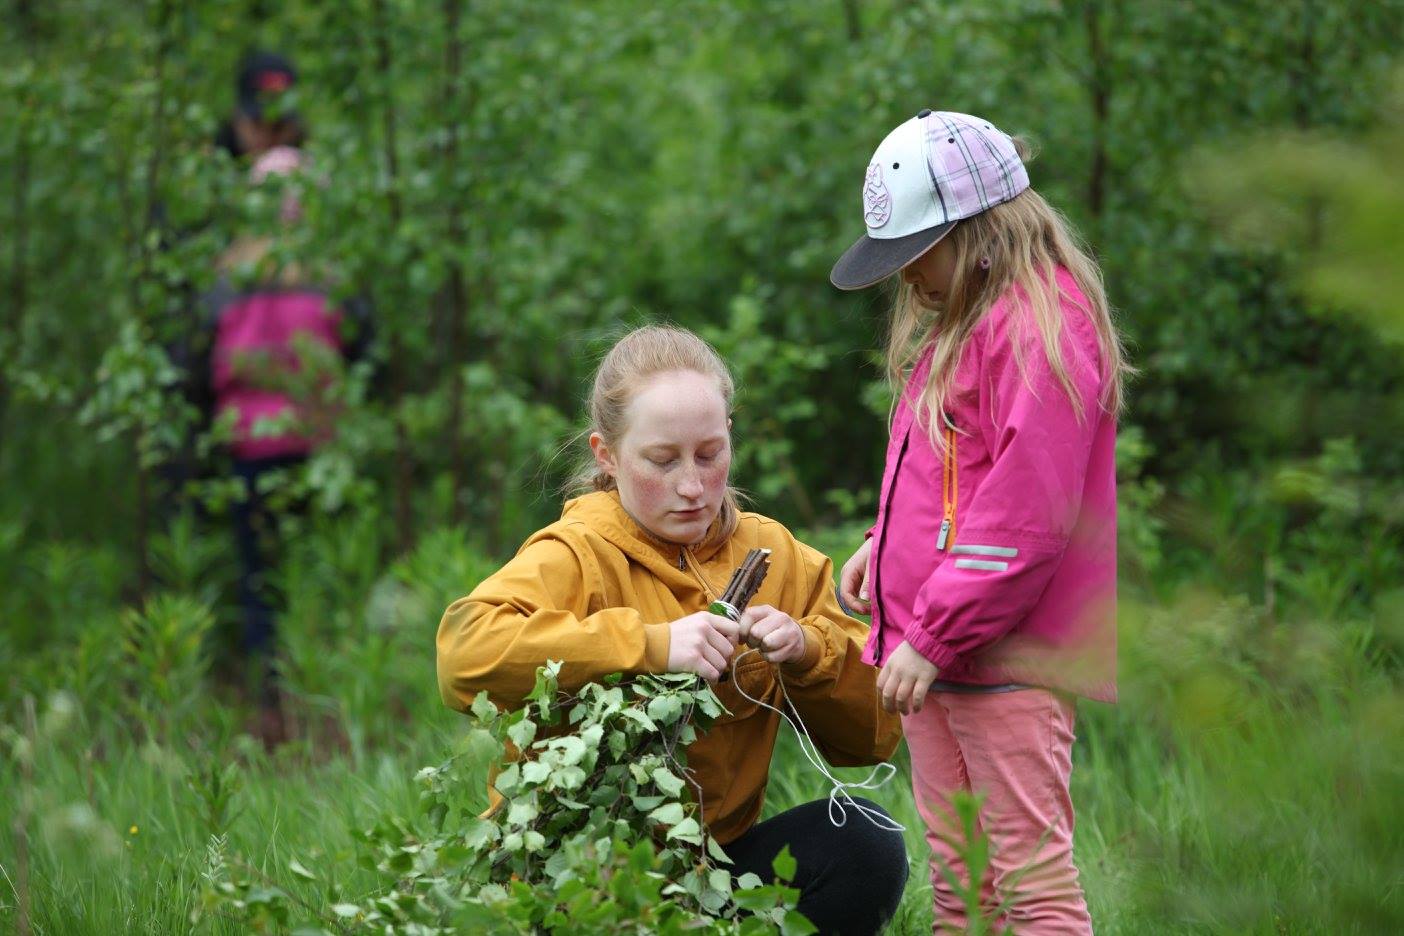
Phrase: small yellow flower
[{"left": 129, "top": 825, "right": 139, "bottom": 835}]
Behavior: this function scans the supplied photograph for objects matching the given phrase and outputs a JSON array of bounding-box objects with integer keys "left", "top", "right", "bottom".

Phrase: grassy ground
[{"left": 2, "top": 528, "right": 1401, "bottom": 934}]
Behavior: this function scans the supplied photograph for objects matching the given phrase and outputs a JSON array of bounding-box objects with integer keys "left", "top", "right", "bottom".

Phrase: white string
[{"left": 729, "top": 647, "right": 906, "bottom": 833}]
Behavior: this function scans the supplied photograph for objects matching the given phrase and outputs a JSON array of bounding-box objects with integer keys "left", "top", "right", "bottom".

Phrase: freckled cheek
[
  {"left": 621, "top": 465, "right": 670, "bottom": 515},
  {"left": 701, "top": 459, "right": 730, "bottom": 501}
]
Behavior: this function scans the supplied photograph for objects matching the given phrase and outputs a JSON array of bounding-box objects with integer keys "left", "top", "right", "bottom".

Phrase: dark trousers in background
[
  {"left": 724, "top": 797, "right": 910, "bottom": 935},
  {"left": 231, "top": 454, "right": 306, "bottom": 667}
]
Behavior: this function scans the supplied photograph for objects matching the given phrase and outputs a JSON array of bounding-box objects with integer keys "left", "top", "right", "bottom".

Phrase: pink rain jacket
[
  {"left": 211, "top": 291, "right": 343, "bottom": 461},
  {"left": 863, "top": 268, "right": 1117, "bottom": 702}
]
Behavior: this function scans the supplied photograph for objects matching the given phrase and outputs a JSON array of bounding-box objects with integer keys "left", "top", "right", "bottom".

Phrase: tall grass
[{"left": 1, "top": 517, "right": 1400, "bottom": 933}]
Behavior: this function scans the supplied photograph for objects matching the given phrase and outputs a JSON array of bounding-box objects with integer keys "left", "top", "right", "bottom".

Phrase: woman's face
[
  {"left": 591, "top": 370, "right": 732, "bottom": 546},
  {"left": 901, "top": 234, "right": 958, "bottom": 309}
]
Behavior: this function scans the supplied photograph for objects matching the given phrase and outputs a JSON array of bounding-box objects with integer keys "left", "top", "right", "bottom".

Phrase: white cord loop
[{"left": 730, "top": 647, "right": 905, "bottom": 833}]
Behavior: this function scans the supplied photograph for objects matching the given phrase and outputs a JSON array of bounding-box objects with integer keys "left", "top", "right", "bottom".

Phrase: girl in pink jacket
[{"left": 831, "top": 111, "right": 1130, "bottom": 934}]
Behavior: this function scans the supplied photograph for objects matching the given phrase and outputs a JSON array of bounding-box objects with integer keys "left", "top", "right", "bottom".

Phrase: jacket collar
[{"left": 561, "top": 490, "right": 730, "bottom": 570}]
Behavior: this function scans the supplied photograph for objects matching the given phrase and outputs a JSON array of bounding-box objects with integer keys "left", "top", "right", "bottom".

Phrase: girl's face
[
  {"left": 901, "top": 234, "right": 958, "bottom": 309},
  {"left": 591, "top": 370, "right": 732, "bottom": 546}
]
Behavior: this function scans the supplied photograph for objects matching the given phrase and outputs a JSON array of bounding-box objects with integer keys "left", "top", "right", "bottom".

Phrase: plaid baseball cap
[{"left": 830, "top": 110, "right": 1029, "bottom": 290}]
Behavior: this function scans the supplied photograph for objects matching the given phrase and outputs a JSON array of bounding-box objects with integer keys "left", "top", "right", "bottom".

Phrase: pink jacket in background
[
  {"left": 211, "top": 291, "right": 343, "bottom": 461},
  {"left": 864, "top": 267, "right": 1118, "bottom": 702}
]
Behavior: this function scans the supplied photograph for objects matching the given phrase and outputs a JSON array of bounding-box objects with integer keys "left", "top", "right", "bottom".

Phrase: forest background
[{"left": 2, "top": 0, "right": 1403, "bottom": 933}]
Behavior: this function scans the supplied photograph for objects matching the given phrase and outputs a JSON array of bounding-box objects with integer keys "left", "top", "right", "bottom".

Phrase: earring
[{"left": 978, "top": 256, "right": 992, "bottom": 270}]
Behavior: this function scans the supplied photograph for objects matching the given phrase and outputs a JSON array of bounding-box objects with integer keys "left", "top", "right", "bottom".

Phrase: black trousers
[
  {"left": 724, "top": 798, "right": 909, "bottom": 935},
  {"left": 231, "top": 454, "right": 305, "bottom": 659}
]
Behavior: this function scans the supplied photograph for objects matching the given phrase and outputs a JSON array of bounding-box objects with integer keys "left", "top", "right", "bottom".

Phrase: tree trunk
[
  {"left": 371, "top": 0, "right": 416, "bottom": 553},
  {"left": 1083, "top": 0, "right": 1109, "bottom": 222},
  {"left": 840, "top": 0, "right": 861, "bottom": 42},
  {"left": 1292, "top": 0, "right": 1317, "bottom": 131},
  {"left": 442, "top": 0, "right": 470, "bottom": 527},
  {"left": 2, "top": 0, "right": 36, "bottom": 458},
  {"left": 131, "top": 0, "right": 175, "bottom": 599}
]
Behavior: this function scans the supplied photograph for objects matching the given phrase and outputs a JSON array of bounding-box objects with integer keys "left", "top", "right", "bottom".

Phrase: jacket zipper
[
  {"left": 936, "top": 415, "right": 959, "bottom": 551},
  {"left": 871, "top": 429, "right": 912, "bottom": 661}
]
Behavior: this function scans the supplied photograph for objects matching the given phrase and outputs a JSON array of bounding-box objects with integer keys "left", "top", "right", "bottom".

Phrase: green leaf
[
  {"left": 648, "top": 802, "right": 686, "bottom": 826},
  {"left": 506, "top": 716, "right": 537, "bottom": 749},
  {"left": 506, "top": 799, "right": 538, "bottom": 826},
  {"left": 651, "top": 766, "right": 685, "bottom": 797},
  {"left": 646, "top": 693, "right": 683, "bottom": 725},
  {"left": 494, "top": 763, "right": 520, "bottom": 795},
  {"left": 772, "top": 844, "right": 797, "bottom": 883},
  {"left": 462, "top": 819, "right": 499, "bottom": 850},
  {"left": 477, "top": 883, "right": 508, "bottom": 905},
  {"left": 287, "top": 858, "right": 317, "bottom": 882},
  {"left": 705, "top": 835, "right": 733, "bottom": 865},
  {"left": 589, "top": 785, "right": 621, "bottom": 807},
  {"left": 521, "top": 760, "right": 551, "bottom": 785},
  {"left": 620, "top": 708, "right": 658, "bottom": 732},
  {"left": 470, "top": 692, "right": 496, "bottom": 722},
  {"left": 733, "top": 884, "right": 783, "bottom": 911},
  {"left": 552, "top": 764, "right": 587, "bottom": 790},
  {"left": 781, "top": 910, "right": 819, "bottom": 935},
  {"left": 666, "top": 817, "right": 702, "bottom": 845},
  {"left": 555, "top": 735, "right": 587, "bottom": 766}
]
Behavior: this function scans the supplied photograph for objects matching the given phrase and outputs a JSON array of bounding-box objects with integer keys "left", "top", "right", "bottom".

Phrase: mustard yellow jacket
[{"left": 436, "top": 491, "right": 902, "bottom": 844}]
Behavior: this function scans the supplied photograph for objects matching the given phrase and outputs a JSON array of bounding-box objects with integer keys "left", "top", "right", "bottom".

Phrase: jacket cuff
[
  {"left": 903, "top": 626, "right": 960, "bottom": 670},
  {"left": 864, "top": 524, "right": 876, "bottom": 541},
  {"left": 780, "top": 622, "right": 825, "bottom": 676},
  {"left": 643, "top": 622, "right": 671, "bottom": 673}
]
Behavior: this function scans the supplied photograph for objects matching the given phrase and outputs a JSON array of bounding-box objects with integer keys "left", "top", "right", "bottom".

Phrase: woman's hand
[
  {"left": 839, "top": 539, "right": 874, "bottom": 615},
  {"left": 737, "top": 605, "right": 809, "bottom": 665},
  {"left": 876, "top": 641, "right": 939, "bottom": 714},
  {"left": 667, "top": 611, "right": 741, "bottom": 683}
]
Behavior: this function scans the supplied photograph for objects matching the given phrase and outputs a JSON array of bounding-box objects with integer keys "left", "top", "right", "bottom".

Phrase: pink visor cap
[{"left": 830, "top": 110, "right": 1029, "bottom": 290}]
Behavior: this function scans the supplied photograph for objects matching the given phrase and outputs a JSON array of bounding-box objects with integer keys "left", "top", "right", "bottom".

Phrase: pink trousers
[{"left": 903, "top": 689, "right": 1093, "bottom": 935}]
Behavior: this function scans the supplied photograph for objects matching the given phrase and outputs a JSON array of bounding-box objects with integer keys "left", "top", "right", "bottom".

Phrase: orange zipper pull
[{"left": 938, "top": 418, "right": 957, "bottom": 551}]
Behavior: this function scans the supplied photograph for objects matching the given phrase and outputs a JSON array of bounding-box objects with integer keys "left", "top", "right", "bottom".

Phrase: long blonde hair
[
  {"left": 571, "top": 325, "right": 742, "bottom": 540},
  {"left": 886, "top": 159, "right": 1130, "bottom": 446}
]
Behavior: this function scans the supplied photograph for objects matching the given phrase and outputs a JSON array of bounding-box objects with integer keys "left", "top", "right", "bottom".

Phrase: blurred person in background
[{"left": 202, "top": 51, "right": 372, "bottom": 744}]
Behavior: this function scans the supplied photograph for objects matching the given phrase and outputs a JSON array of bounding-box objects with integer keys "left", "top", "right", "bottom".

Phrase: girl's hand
[
  {"left": 839, "top": 539, "right": 874, "bottom": 615},
  {"left": 667, "top": 611, "right": 740, "bottom": 683},
  {"left": 737, "top": 605, "right": 809, "bottom": 665},
  {"left": 876, "top": 641, "right": 939, "bottom": 714}
]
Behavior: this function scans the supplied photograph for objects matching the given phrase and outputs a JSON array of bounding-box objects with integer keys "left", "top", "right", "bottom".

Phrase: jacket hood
[{"left": 560, "top": 490, "right": 731, "bottom": 580}]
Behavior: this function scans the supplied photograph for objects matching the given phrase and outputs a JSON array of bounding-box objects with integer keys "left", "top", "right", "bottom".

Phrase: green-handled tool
[{"left": 711, "top": 548, "right": 771, "bottom": 681}]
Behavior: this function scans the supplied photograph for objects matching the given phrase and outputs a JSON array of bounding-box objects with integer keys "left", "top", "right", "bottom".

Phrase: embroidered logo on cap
[{"left": 863, "top": 162, "right": 892, "bottom": 228}]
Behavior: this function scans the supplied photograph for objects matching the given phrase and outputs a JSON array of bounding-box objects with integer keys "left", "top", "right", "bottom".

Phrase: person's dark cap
[
  {"left": 830, "top": 222, "right": 957, "bottom": 291},
  {"left": 236, "top": 51, "right": 297, "bottom": 120}
]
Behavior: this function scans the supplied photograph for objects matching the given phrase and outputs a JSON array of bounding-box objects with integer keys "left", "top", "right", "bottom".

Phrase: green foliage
[
  {"left": 120, "top": 592, "right": 217, "bottom": 738},
  {"left": 1193, "top": 68, "right": 1404, "bottom": 342},
  {"left": 2, "top": 1, "right": 1404, "bottom": 934},
  {"left": 199, "top": 662, "right": 810, "bottom": 933}
]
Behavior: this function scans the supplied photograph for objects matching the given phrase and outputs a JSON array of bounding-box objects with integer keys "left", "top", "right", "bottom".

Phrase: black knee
[
  {"left": 805, "top": 798, "right": 909, "bottom": 934},
  {"left": 837, "top": 798, "right": 909, "bottom": 911}
]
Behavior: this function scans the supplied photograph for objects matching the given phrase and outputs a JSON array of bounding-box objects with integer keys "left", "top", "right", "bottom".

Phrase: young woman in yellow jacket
[{"left": 437, "top": 325, "right": 907, "bottom": 934}]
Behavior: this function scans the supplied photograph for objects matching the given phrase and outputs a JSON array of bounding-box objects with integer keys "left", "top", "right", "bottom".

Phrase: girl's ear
[{"left": 589, "top": 432, "right": 617, "bottom": 478}]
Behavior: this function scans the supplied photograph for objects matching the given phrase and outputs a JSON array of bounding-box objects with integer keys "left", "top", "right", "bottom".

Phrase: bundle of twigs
[{"left": 709, "top": 547, "right": 772, "bottom": 622}]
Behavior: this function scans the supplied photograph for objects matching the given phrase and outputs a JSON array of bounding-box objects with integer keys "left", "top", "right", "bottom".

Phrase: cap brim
[{"left": 829, "top": 221, "right": 956, "bottom": 291}]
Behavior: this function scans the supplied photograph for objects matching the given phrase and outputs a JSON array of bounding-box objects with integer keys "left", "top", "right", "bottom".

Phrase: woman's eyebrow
[{"left": 640, "top": 437, "right": 727, "bottom": 450}]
